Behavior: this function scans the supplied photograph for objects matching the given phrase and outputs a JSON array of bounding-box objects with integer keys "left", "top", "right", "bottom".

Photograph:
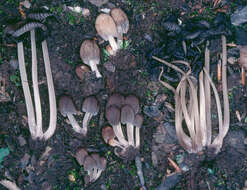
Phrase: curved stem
[
  {"left": 135, "top": 156, "right": 146, "bottom": 190},
  {"left": 89, "top": 60, "right": 102, "bottom": 78},
  {"left": 108, "top": 36, "right": 118, "bottom": 52},
  {"left": 82, "top": 112, "right": 92, "bottom": 136},
  {"left": 67, "top": 113, "right": 83, "bottom": 133},
  {"left": 0, "top": 179, "right": 20, "bottom": 190},
  {"left": 127, "top": 123, "right": 134, "bottom": 146},
  {"left": 113, "top": 123, "right": 128, "bottom": 146},
  {"left": 42, "top": 40, "right": 57, "bottom": 140},
  {"left": 31, "top": 29, "right": 43, "bottom": 138},
  {"left": 17, "top": 42, "right": 36, "bottom": 139}
]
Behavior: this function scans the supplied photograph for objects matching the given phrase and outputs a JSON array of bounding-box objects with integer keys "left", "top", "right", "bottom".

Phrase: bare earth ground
[{"left": 0, "top": 0, "right": 247, "bottom": 190}]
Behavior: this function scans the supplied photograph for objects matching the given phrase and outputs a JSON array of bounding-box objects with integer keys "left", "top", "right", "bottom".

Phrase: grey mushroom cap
[
  {"left": 95, "top": 13, "right": 119, "bottom": 41},
  {"left": 110, "top": 8, "right": 129, "bottom": 35},
  {"left": 133, "top": 114, "right": 143, "bottom": 128},
  {"left": 58, "top": 96, "right": 77, "bottom": 117},
  {"left": 121, "top": 105, "right": 135, "bottom": 124},
  {"left": 102, "top": 126, "right": 115, "bottom": 143},
  {"left": 80, "top": 40, "right": 100, "bottom": 65},
  {"left": 106, "top": 93, "right": 125, "bottom": 108},
  {"left": 75, "top": 148, "right": 88, "bottom": 166},
  {"left": 91, "top": 154, "right": 107, "bottom": 170},
  {"left": 82, "top": 96, "right": 99, "bottom": 116},
  {"left": 106, "top": 105, "right": 120, "bottom": 126},
  {"left": 125, "top": 95, "right": 140, "bottom": 114},
  {"left": 83, "top": 155, "right": 96, "bottom": 171}
]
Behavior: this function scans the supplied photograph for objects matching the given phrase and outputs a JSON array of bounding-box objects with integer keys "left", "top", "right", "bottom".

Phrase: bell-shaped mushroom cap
[
  {"left": 91, "top": 154, "right": 107, "bottom": 170},
  {"left": 83, "top": 155, "right": 96, "bottom": 171},
  {"left": 125, "top": 95, "right": 140, "bottom": 114},
  {"left": 106, "top": 105, "right": 120, "bottom": 126},
  {"left": 121, "top": 105, "right": 135, "bottom": 124},
  {"left": 75, "top": 148, "right": 88, "bottom": 166},
  {"left": 80, "top": 40, "right": 100, "bottom": 65},
  {"left": 82, "top": 96, "right": 99, "bottom": 116},
  {"left": 106, "top": 93, "right": 125, "bottom": 108},
  {"left": 110, "top": 8, "right": 129, "bottom": 34},
  {"left": 102, "top": 126, "right": 115, "bottom": 143},
  {"left": 95, "top": 13, "right": 118, "bottom": 41},
  {"left": 59, "top": 96, "right": 77, "bottom": 117},
  {"left": 133, "top": 114, "right": 143, "bottom": 128}
]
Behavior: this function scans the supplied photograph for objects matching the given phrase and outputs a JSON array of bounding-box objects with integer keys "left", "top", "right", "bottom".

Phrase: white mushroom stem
[
  {"left": 135, "top": 156, "right": 146, "bottom": 190},
  {"left": 17, "top": 42, "right": 36, "bottom": 139},
  {"left": 127, "top": 123, "right": 134, "bottom": 146},
  {"left": 0, "top": 179, "right": 20, "bottom": 190},
  {"left": 135, "top": 127, "right": 140, "bottom": 148},
  {"left": 82, "top": 112, "right": 93, "bottom": 135},
  {"left": 113, "top": 123, "right": 128, "bottom": 146},
  {"left": 109, "top": 138, "right": 126, "bottom": 149},
  {"left": 95, "top": 169, "right": 103, "bottom": 181},
  {"left": 31, "top": 29, "right": 43, "bottom": 138},
  {"left": 67, "top": 113, "right": 83, "bottom": 133},
  {"left": 42, "top": 40, "right": 57, "bottom": 140},
  {"left": 108, "top": 36, "right": 118, "bottom": 52},
  {"left": 89, "top": 60, "right": 102, "bottom": 78}
]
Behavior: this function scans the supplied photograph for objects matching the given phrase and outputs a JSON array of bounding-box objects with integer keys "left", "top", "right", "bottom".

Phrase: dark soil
[{"left": 0, "top": 0, "right": 247, "bottom": 190}]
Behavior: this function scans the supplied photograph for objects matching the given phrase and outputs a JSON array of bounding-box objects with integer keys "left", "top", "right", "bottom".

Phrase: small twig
[{"left": 167, "top": 157, "right": 182, "bottom": 173}]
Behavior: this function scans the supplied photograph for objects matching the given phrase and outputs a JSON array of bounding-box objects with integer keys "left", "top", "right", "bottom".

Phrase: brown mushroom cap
[
  {"left": 106, "top": 93, "right": 125, "bottom": 108},
  {"left": 110, "top": 8, "right": 129, "bottom": 35},
  {"left": 75, "top": 148, "right": 88, "bottom": 166},
  {"left": 91, "top": 154, "right": 106, "bottom": 170},
  {"left": 82, "top": 96, "right": 99, "bottom": 116},
  {"left": 75, "top": 65, "right": 90, "bottom": 80},
  {"left": 121, "top": 105, "right": 135, "bottom": 124},
  {"left": 106, "top": 105, "right": 120, "bottom": 126},
  {"left": 125, "top": 95, "right": 140, "bottom": 114},
  {"left": 58, "top": 96, "right": 77, "bottom": 117},
  {"left": 102, "top": 126, "right": 115, "bottom": 144},
  {"left": 80, "top": 40, "right": 100, "bottom": 65},
  {"left": 133, "top": 114, "right": 143, "bottom": 128},
  {"left": 95, "top": 13, "right": 118, "bottom": 41}
]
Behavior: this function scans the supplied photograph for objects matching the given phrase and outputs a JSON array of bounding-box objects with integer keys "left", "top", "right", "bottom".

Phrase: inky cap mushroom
[
  {"left": 106, "top": 93, "right": 125, "bottom": 108},
  {"left": 82, "top": 96, "right": 99, "bottom": 136},
  {"left": 59, "top": 96, "right": 83, "bottom": 134},
  {"left": 76, "top": 65, "right": 90, "bottom": 80},
  {"left": 80, "top": 40, "right": 102, "bottom": 78},
  {"left": 125, "top": 95, "right": 140, "bottom": 114},
  {"left": 95, "top": 13, "right": 119, "bottom": 52},
  {"left": 75, "top": 148, "right": 88, "bottom": 166},
  {"left": 102, "top": 126, "right": 125, "bottom": 148},
  {"left": 133, "top": 114, "right": 143, "bottom": 148}
]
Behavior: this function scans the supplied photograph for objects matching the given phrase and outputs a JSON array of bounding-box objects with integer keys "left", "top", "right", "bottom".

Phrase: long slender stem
[
  {"left": 82, "top": 112, "right": 92, "bottom": 136},
  {"left": 113, "top": 123, "right": 128, "bottom": 146},
  {"left": 31, "top": 29, "right": 43, "bottom": 138},
  {"left": 108, "top": 36, "right": 118, "bottom": 52},
  {"left": 42, "top": 40, "right": 57, "bottom": 140},
  {"left": 135, "top": 127, "right": 140, "bottom": 148},
  {"left": 89, "top": 60, "right": 102, "bottom": 78},
  {"left": 17, "top": 42, "right": 36, "bottom": 139},
  {"left": 127, "top": 123, "right": 134, "bottom": 146},
  {"left": 67, "top": 113, "right": 83, "bottom": 133}
]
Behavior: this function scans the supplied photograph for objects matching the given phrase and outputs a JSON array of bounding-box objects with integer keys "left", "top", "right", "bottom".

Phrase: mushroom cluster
[
  {"left": 102, "top": 93, "right": 146, "bottom": 189},
  {"left": 75, "top": 148, "right": 106, "bottom": 185},
  {"left": 58, "top": 95, "right": 99, "bottom": 136}
]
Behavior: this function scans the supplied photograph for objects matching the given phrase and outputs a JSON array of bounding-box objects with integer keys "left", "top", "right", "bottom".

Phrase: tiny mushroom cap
[
  {"left": 82, "top": 96, "right": 99, "bottom": 116},
  {"left": 91, "top": 154, "right": 107, "bottom": 170},
  {"left": 125, "top": 95, "right": 140, "bottom": 114},
  {"left": 121, "top": 105, "right": 135, "bottom": 124},
  {"left": 133, "top": 114, "right": 144, "bottom": 128},
  {"left": 95, "top": 13, "right": 119, "bottom": 51},
  {"left": 102, "top": 126, "right": 115, "bottom": 144},
  {"left": 75, "top": 148, "right": 88, "bottom": 166},
  {"left": 59, "top": 96, "right": 77, "bottom": 117},
  {"left": 106, "top": 93, "right": 125, "bottom": 109},
  {"left": 106, "top": 105, "right": 121, "bottom": 126},
  {"left": 83, "top": 155, "right": 96, "bottom": 172},
  {"left": 75, "top": 65, "right": 90, "bottom": 80},
  {"left": 110, "top": 8, "right": 129, "bottom": 36}
]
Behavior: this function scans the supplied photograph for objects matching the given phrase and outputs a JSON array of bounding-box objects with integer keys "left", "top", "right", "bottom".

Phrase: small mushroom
[
  {"left": 121, "top": 105, "right": 135, "bottom": 146},
  {"left": 82, "top": 96, "right": 99, "bottom": 136},
  {"left": 102, "top": 126, "right": 125, "bottom": 148},
  {"left": 80, "top": 40, "right": 102, "bottom": 78},
  {"left": 95, "top": 13, "right": 119, "bottom": 53},
  {"left": 106, "top": 105, "right": 128, "bottom": 146},
  {"left": 83, "top": 155, "right": 97, "bottom": 184},
  {"left": 238, "top": 45, "right": 247, "bottom": 85},
  {"left": 59, "top": 96, "right": 83, "bottom": 134},
  {"left": 125, "top": 95, "right": 140, "bottom": 114},
  {"left": 110, "top": 8, "right": 129, "bottom": 45},
  {"left": 133, "top": 114, "right": 143, "bottom": 148},
  {"left": 75, "top": 148, "right": 88, "bottom": 165},
  {"left": 106, "top": 93, "right": 125, "bottom": 108},
  {"left": 75, "top": 65, "right": 90, "bottom": 80},
  {"left": 91, "top": 154, "right": 107, "bottom": 180}
]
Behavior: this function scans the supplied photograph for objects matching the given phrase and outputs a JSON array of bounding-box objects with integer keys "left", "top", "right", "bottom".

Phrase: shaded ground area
[{"left": 0, "top": 0, "right": 247, "bottom": 189}]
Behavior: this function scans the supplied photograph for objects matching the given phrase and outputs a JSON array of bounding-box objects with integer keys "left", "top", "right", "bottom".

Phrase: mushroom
[
  {"left": 80, "top": 40, "right": 102, "bottom": 78},
  {"left": 105, "top": 105, "right": 128, "bottom": 146},
  {"left": 81, "top": 96, "right": 99, "bottom": 136},
  {"left": 91, "top": 153, "right": 107, "bottom": 180},
  {"left": 83, "top": 155, "right": 97, "bottom": 184},
  {"left": 238, "top": 45, "right": 247, "bottom": 85},
  {"left": 133, "top": 114, "right": 143, "bottom": 148},
  {"left": 102, "top": 126, "right": 125, "bottom": 148},
  {"left": 106, "top": 93, "right": 125, "bottom": 108},
  {"left": 125, "top": 95, "right": 140, "bottom": 114},
  {"left": 75, "top": 148, "right": 88, "bottom": 165},
  {"left": 110, "top": 8, "right": 129, "bottom": 45},
  {"left": 121, "top": 105, "right": 135, "bottom": 146},
  {"left": 75, "top": 64, "right": 90, "bottom": 80},
  {"left": 95, "top": 13, "right": 119, "bottom": 53},
  {"left": 59, "top": 96, "right": 83, "bottom": 134}
]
